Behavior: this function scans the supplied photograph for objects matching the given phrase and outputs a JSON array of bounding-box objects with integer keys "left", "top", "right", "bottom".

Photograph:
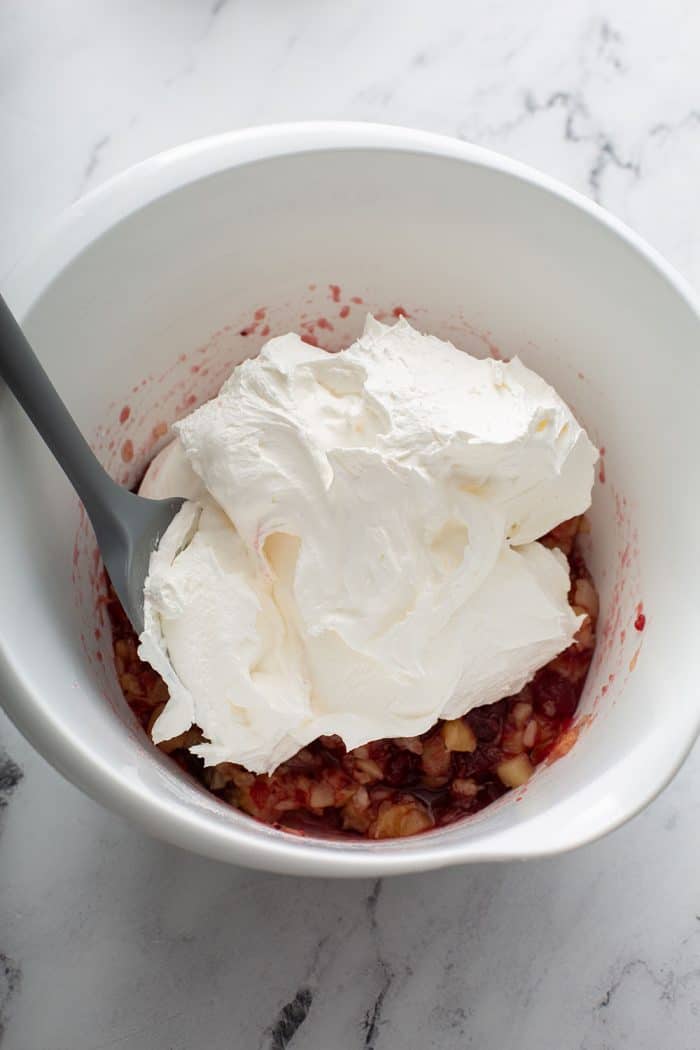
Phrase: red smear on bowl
[{"left": 634, "top": 603, "right": 646, "bottom": 632}]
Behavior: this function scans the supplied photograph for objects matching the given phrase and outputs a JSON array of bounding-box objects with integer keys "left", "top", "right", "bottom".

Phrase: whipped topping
[{"left": 139, "top": 316, "right": 598, "bottom": 774}]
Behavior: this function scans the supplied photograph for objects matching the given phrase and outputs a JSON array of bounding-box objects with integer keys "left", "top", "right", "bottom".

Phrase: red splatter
[
  {"left": 598, "top": 446, "right": 606, "bottom": 484},
  {"left": 119, "top": 405, "right": 131, "bottom": 423},
  {"left": 316, "top": 317, "right": 334, "bottom": 331},
  {"left": 339, "top": 305, "right": 350, "bottom": 319},
  {"left": 392, "top": 305, "right": 408, "bottom": 318},
  {"left": 634, "top": 603, "right": 646, "bottom": 632},
  {"left": 190, "top": 364, "right": 200, "bottom": 374},
  {"left": 329, "top": 284, "right": 341, "bottom": 302},
  {"left": 96, "top": 651, "right": 104, "bottom": 663},
  {"left": 94, "top": 628, "right": 101, "bottom": 640},
  {"left": 301, "top": 334, "right": 319, "bottom": 347},
  {"left": 121, "top": 439, "right": 134, "bottom": 463},
  {"left": 72, "top": 544, "right": 79, "bottom": 567},
  {"left": 260, "top": 325, "right": 271, "bottom": 337},
  {"left": 254, "top": 307, "right": 267, "bottom": 321},
  {"left": 152, "top": 421, "right": 168, "bottom": 440},
  {"left": 239, "top": 328, "right": 251, "bottom": 337},
  {"left": 350, "top": 296, "right": 363, "bottom": 305}
]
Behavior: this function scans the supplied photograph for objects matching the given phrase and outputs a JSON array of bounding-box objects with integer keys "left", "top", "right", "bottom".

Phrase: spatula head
[{"left": 95, "top": 488, "right": 185, "bottom": 635}]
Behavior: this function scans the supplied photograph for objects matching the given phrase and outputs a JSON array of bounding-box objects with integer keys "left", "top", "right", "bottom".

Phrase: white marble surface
[{"left": 1, "top": 1, "right": 700, "bottom": 1047}]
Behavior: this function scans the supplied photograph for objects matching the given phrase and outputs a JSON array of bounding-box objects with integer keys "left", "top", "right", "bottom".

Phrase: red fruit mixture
[{"left": 106, "top": 514, "right": 597, "bottom": 839}]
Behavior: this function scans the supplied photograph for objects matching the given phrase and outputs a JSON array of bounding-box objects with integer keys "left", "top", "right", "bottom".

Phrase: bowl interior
[{"left": 2, "top": 135, "right": 699, "bottom": 873}]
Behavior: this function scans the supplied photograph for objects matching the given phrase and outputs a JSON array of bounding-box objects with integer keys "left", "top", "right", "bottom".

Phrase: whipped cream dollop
[{"left": 139, "top": 317, "right": 598, "bottom": 774}]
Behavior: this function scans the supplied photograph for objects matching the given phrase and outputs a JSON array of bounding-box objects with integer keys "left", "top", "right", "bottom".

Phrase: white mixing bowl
[{"left": 2, "top": 123, "right": 699, "bottom": 876}]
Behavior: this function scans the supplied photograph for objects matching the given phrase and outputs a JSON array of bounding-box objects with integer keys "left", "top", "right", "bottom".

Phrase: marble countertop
[{"left": 2, "top": 2, "right": 699, "bottom": 1047}]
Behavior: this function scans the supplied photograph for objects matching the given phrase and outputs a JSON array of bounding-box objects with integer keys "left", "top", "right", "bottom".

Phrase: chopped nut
[
  {"left": 352, "top": 757, "right": 384, "bottom": 783},
  {"left": 274, "top": 798, "right": 300, "bottom": 813},
  {"left": 341, "top": 787, "right": 372, "bottom": 832},
  {"left": 496, "top": 754, "right": 534, "bottom": 787},
  {"left": 573, "top": 576, "right": 599, "bottom": 619},
  {"left": 511, "top": 701, "right": 533, "bottom": 728},
  {"left": 572, "top": 610, "right": 595, "bottom": 651},
  {"left": 398, "top": 807, "right": 435, "bottom": 836},
  {"left": 421, "top": 733, "right": 451, "bottom": 776},
  {"left": 209, "top": 764, "right": 237, "bottom": 789},
  {"left": 342, "top": 809, "right": 372, "bottom": 833},
  {"left": 208, "top": 764, "right": 238, "bottom": 791},
  {"left": 370, "top": 801, "right": 434, "bottom": 839},
  {"left": 441, "top": 719, "right": 477, "bottom": 752},
  {"left": 522, "top": 719, "right": 538, "bottom": 750},
  {"left": 541, "top": 516, "right": 580, "bottom": 555},
  {"left": 451, "top": 778, "right": 478, "bottom": 799},
  {"left": 309, "top": 782, "right": 335, "bottom": 809}
]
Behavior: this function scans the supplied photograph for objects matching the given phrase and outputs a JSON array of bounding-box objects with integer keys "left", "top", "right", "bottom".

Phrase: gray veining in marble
[{"left": 2, "top": 2, "right": 700, "bottom": 1047}]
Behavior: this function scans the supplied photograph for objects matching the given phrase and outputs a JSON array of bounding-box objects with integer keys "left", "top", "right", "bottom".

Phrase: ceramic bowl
[{"left": 2, "top": 123, "right": 699, "bottom": 875}]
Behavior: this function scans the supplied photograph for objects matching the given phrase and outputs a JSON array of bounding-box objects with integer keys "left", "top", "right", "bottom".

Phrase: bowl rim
[{"left": 2, "top": 120, "right": 700, "bottom": 876}]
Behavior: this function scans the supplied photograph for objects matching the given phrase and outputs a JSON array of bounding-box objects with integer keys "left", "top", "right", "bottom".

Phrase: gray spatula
[{"left": 0, "top": 294, "right": 183, "bottom": 634}]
